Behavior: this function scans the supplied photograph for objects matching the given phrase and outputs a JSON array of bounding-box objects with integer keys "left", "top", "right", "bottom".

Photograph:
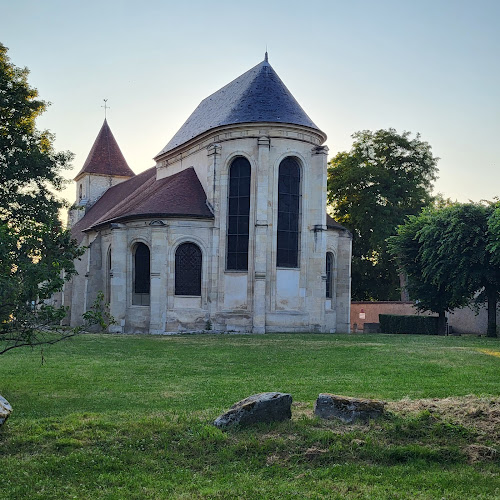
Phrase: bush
[{"left": 379, "top": 314, "right": 439, "bottom": 335}]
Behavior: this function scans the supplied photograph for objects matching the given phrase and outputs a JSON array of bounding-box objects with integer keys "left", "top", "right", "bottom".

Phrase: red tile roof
[
  {"left": 74, "top": 119, "right": 135, "bottom": 180},
  {"left": 71, "top": 167, "right": 213, "bottom": 243}
]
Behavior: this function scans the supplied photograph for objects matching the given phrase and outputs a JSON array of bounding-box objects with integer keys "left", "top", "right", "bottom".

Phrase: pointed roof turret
[
  {"left": 156, "top": 58, "right": 325, "bottom": 157},
  {"left": 75, "top": 119, "right": 134, "bottom": 180}
]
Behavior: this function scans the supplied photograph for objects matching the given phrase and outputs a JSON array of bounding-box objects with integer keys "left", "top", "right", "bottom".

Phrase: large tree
[
  {"left": 388, "top": 206, "right": 471, "bottom": 335},
  {"left": 327, "top": 129, "right": 438, "bottom": 300},
  {"left": 0, "top": 42, "right": 83, "bottom": 354},
  {"left": 390, "top": 203, "right": 500, "bottom": 337}
]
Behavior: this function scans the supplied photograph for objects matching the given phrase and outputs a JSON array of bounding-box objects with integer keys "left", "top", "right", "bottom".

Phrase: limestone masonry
[{"left": 61, "top": 56, "right": 352, "bottom": 334}]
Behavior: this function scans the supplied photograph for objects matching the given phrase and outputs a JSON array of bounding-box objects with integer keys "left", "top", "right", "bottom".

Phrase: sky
[{"left": 2, "top": 0, "right": 499, "bottom": 206}]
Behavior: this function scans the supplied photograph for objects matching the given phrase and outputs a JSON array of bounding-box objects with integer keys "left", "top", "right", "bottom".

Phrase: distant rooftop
[
  {"left": 156, "top": 56, "right": 325, "bottom": 157},
  {"left": 75, "top": 119, "right": 134, "bottom": 180}
]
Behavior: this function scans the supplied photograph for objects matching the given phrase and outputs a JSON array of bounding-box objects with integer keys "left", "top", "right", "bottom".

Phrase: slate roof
[
  {"left": 75, "top": 119, "right": 135, "bottom": 180},
  {"left": 71, "top": 167, "right": 213, "bottom": 243},
  {"left": 156, "top": 57, "right": 324, "bottom": 156},
  {"left": 326, "top": 214, "right": 349, "bottom": 232}
]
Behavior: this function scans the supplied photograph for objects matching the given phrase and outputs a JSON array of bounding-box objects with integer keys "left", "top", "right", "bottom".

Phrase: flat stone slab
[
  {"left": 314, "top": 393, "right": 385, "bottom": 423},
  {"left": 0, "top": 395, "right": 12, "bottom": 427},
  {"left": 214, "top": 392, "right": 292, "bottom": 428}
]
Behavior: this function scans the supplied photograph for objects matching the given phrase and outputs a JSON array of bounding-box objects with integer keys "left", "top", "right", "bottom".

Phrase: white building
[{"left": 64, "top": 55, "right": 352, "bottom": 333}]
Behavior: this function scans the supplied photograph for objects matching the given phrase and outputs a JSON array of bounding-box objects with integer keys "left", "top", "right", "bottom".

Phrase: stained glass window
[
  {"left": 227, "top": 157, "right": 251, "bottom": 270},
  {"left": 133, "top": 243, "right": 150, "bottom": 306},
  {"left": 175, "top": 242, "right": 202, "bottom": 296},
  {"left": 326, "top": 252, "right": 334, "bottom": 299},
  {"left": 277, "top": 157, "right": 300, "bottom": 267},
  {"left": 106, "top": 247, "right": 112, "bottom": 304}
]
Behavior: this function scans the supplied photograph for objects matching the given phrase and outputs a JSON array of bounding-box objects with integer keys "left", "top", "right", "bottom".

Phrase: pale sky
[{"left": 2, "top": 0, "right": 499, "bottom": 206}]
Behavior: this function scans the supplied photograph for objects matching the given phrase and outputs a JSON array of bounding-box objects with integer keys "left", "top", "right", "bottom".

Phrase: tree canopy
[
  {"left": 389, "top": 202, "right": 500, "bottom": 337},
  {"left": 327, "top": 129, "right": 438, "bottom": 301},
  {"left": 0, "top": 42, "right": 83, "bottom": 353}
]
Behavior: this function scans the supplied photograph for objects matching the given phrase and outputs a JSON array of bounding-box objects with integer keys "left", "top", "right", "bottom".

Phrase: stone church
[{"left": 63, "top": 55, "right": 352, "bottom": 334}]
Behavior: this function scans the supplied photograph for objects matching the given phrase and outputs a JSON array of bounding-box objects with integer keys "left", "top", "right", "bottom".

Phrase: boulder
[
  {"left": 0, "top": 395, "right": 12, "bottom": 427},
  {"left": 314, "top": 393, "right": 384, "bottom": 423},
  {"left": 214, "top": 392, "right": 292, "bottom": 428}
]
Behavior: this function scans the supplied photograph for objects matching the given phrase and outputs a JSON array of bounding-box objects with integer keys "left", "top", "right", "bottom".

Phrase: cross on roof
[{"left": 102, "top": 99, "right": 110, "bottom": 119}]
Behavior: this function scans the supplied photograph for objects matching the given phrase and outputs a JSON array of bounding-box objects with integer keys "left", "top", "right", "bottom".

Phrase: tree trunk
[
  {"left": 437, "top": 311, "right": 447, "bottom": 336},
  {"left": 399, "top": 272, "right": 409, "bottom": 301},
  {"left": 486, "top": 288, "right": 498, "bottom": 337}
]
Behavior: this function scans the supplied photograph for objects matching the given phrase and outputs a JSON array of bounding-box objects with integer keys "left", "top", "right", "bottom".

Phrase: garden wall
[
  {"left": 351, "top": 301, "right": 498, "bottom": 335},
  {"left": 351, "top": 302, "right": 433, "bottom": 332}
]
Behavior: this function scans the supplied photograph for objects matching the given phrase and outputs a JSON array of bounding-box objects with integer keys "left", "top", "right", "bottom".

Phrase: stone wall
[
  {"left": 66, "top": 124, "right": 352, "bottom": 334},
  {"left": 448, "top": 305, "right": 500, "bottom": 335}
]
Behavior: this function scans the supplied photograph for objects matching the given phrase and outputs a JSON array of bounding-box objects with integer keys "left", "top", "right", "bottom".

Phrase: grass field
[{"left": 0, "top": 333, "right": 499, "bottom": 499}]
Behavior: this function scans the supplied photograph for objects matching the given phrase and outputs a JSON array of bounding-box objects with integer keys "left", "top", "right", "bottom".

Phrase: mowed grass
[{"left": 0, "top": 333, "right": 499, "bottom": 499}]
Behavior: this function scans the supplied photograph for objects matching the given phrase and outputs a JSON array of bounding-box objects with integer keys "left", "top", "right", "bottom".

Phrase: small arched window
[
  {"left": 175, "top": 243, "right": 202, "bottom": 296},
  {"left": 326, "top": 252, "right": 334, "bottom": 299},
  {"left": 277, "top": 157, "right": 301, "bottom": 268},
  {"left": 133, "top": 243, "right": 150, "bottom": 306},
  {"left": 227, "top": 157, "right": 251, "bottom": 270}
]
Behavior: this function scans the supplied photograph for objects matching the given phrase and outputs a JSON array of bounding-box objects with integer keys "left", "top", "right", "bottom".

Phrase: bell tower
[{"left": 70, "top": 119, "right": 134, "bottom": 226}]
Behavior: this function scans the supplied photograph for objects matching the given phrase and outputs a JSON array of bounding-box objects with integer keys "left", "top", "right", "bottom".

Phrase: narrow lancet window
[
  {"left": 227, "top": 157, "right": 251, "bottom": 270},
  {"left": 133, "top": 243, "right": 150, "bottom": 306},
  {"left": 277, "top": 157, "right": 300, "bottom": 267},
  {"left": 106, "top": 247, "right": 112, "bottom": 304},
  {"left": 326, "top": 252, "right": 334, "bottom": 299},
  {"left": 175, "top": 242, "right": 202, "bottom": 296}
]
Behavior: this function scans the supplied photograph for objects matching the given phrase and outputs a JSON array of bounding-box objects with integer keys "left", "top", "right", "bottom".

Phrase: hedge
[{"left": 378, "top": 314, "right": 439, "bottom": 335}]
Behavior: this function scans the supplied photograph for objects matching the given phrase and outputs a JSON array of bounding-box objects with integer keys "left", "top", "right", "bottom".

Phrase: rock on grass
[
  {"left": 314, "top": 393, "right": 385, "bottom": 423},
  {"left": 214, "top": 392, "right": 292, "bottom": 428},
  {"left": 0, "top": 395, "right": 12, "bottom": 427}
]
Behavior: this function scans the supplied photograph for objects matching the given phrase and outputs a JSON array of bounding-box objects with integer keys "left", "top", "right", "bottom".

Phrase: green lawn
[{"left": 1, "top": 333, "right": 499, "bottom": 499}]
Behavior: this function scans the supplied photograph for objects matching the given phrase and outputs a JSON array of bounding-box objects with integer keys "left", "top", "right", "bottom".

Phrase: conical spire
[
  {"left": 75, "top": 119, "right": 134, "bottom": 180},
  {"left": 156, "top": 58, "right": 324, "bottom": 157}
]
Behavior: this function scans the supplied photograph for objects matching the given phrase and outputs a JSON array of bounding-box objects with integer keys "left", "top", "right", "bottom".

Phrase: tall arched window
[
  {"left": 277, "top": 157, "right": 300, "bottom": 268},
  {"left": 133, "top": 243, "right": 150, "bottom": 306},
  {"left": 79, "top": 184, "right": 83, "bottom": 200},
  {"left": 106, "top": 247, "right": 112, "bottom": 304},
  {"left": 326, "top": 252, "right": 334, "bottom": 299},
  {"left": 175, "top": 243, "right": 202, "bottom": 296},
  {"left": 227, "top": 157, "right": 251, "bottom": 270}
]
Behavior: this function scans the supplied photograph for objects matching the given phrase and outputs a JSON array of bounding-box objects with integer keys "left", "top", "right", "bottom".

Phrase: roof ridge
[
  {"left": 87, "top": 167, "right": 212, "bottom": 230},
  {"left": 90, "top": 168, "right": 157, "bottom": 225}
]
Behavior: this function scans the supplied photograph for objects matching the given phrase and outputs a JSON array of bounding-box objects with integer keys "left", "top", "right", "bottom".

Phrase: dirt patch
[
  {"left": 388, "top": 395, "right": 500, "bottom": 462},
  {"left": 304, "top": 446, "right": 328, "bottom": 460},
  {"left": 466, "top": 444, "right": 498, "bottom": 463},
  {"left": 387, "top": 395, "right": 500, "bottom": 442}
]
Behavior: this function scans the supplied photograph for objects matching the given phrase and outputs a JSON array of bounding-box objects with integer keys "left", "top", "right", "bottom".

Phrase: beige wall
[{"left": 66, "top": 125, "right": 352, "bottom": 334}]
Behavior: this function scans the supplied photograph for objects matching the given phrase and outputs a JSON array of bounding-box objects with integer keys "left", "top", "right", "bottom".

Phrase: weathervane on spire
[
  {"left": 265, "top": 46, "right": 268, "bottom": 62},
  {"left": 102, "top": 99, "right": 110, "bottom": 119}
]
